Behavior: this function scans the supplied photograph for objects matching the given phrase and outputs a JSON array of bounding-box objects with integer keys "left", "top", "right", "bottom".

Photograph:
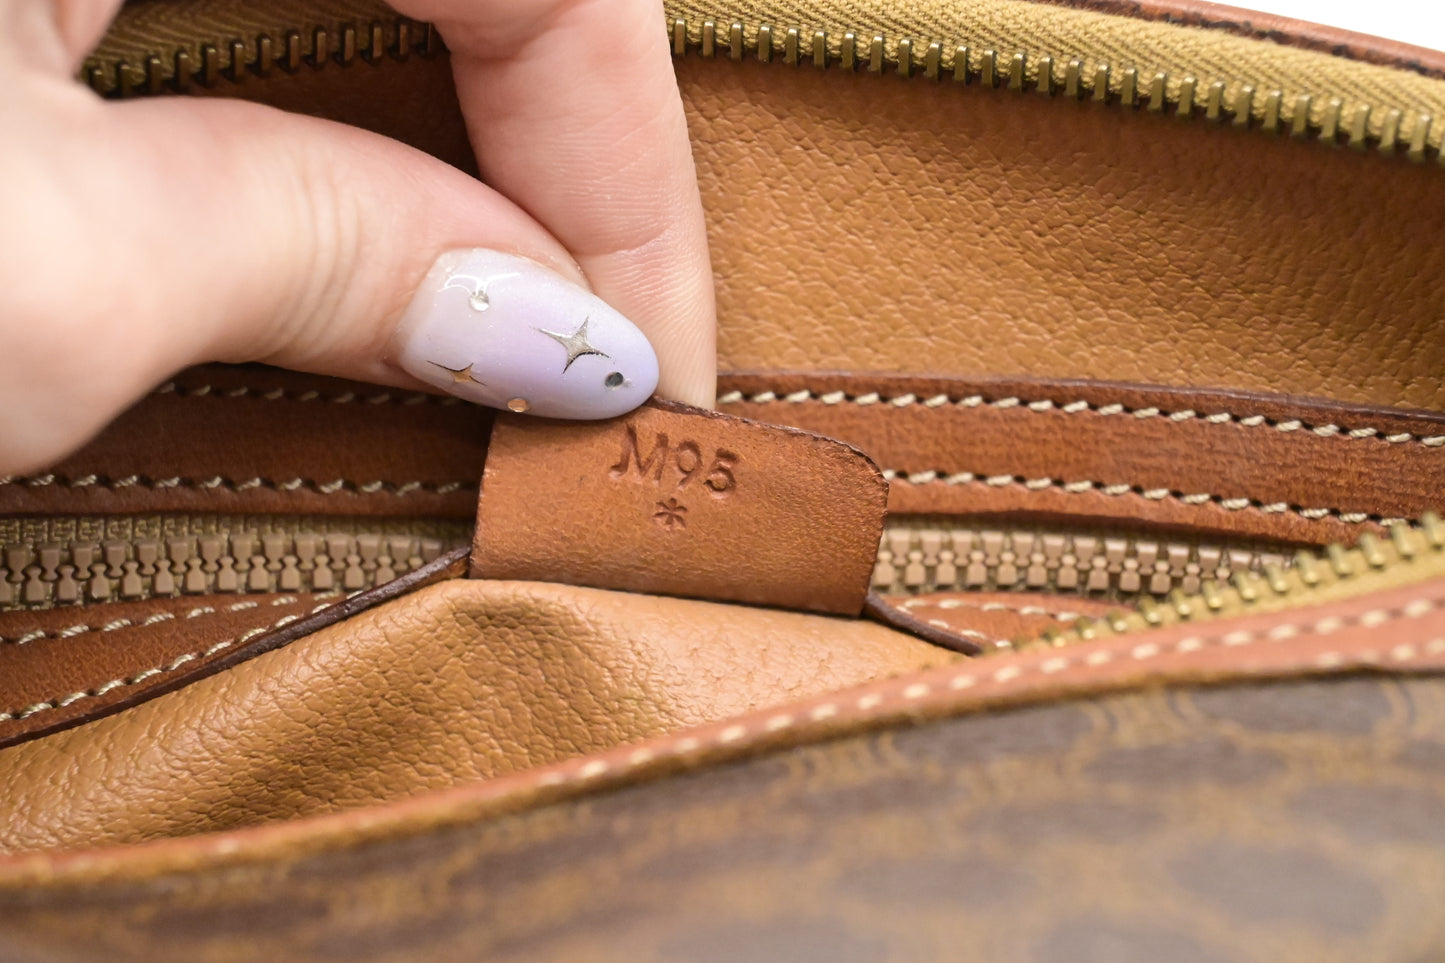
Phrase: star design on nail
[
  {"left": 538, "top": 317, "right": 610, "bottom": 372},
  {"left": 429, "top": 361, "right": 484, "bottom": 385},
  {"left": 442, "top": 272, "right": 517, "bottom": 312}
]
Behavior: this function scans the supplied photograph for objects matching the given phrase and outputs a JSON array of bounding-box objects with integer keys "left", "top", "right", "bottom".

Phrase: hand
[{"left": 0, "top": 0, "right": 716, "bottom": 473}]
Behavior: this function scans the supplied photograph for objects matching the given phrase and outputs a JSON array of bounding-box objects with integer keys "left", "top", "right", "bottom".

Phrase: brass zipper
[
  {"left": 3, "top": 512, "right": 1293, "bottom": 612},
  {"left": 879, "top": 515, "right": 1445, "bottom": 653},
  {"left": 873, "top": 520, "right": 1291, "bottom": 599},
  {"left": 0, "top": 515, "right": 471, "bottom": 610},
  {"left": 1052, "top": 512, "right": 1445, "bottom": 647},
  {"left": 668, "top": 16, "right": 1440, "bottom": 161},
  {"left": 82, "top": 7, "right": 1445, "bottom": 162},
  {"left": 6, "top": 510, "right": 1443, "bottom": 660},
  {"left": 83, "top": 15, "right": 439, "bottom": 98},
  {"left": 873, "top": 514, "right": 1445, "bottom": 656}
]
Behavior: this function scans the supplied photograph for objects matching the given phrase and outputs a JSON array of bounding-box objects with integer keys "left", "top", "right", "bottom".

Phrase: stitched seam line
[
  {"left": 921, "top": 622, "right": 1013, "bottom": 649},
  {"left": 0, "top": 597, "right": 348, "bottom": 722},
  {"left": 540, "top": 593, "right": 1445, "bottom": 788},
  {"left": 883, "top": 469, "right": 1390, "bottom": 525},
  {"left": 898, "top": 597, "right": 1082, "bottom": 622},
  {"left": 154, "top": 382, "right": 1445, "bottom": 449},
  {"left": 153, "top": 382, "right": 460, "bottom": 408},
  {"left": 0, "top": 475, "right": 472, "bottom": 495},
  {"left": 0, "top": 595, "right": 326, "bottom": 646},
  {"left": 716, "top": 389, "right": 1445, "bottom": 449}
]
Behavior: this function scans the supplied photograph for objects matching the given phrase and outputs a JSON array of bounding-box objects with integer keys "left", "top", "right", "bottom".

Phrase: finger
[
  {"left": 5, "top": 0, "right": 125, "bottom": 74},
  {"left": 395, "top": 0, "right": 717, "bottom": 409},
  {"left": 0, "top": 86, "right": 659, "bottom": 474}
]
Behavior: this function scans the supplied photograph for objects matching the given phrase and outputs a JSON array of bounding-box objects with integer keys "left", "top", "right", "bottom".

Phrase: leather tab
[{"left": 472, "top": 400, "right": 887, "bottom": 616}]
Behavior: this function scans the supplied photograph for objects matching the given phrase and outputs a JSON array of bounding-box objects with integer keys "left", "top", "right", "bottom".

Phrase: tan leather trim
[
  {"left": 514, "top": 576, "right": 1445, "bottom": 805},
  {"left": 1038, "top": 0, "right": 1445, "bottom": 80},
  {"left": 0, "top": 579, "right": 951, "bottom": 855},
  {"left": 721, "top": 374, "right": 1445, "bottom": 542},
  {"left": 0, "top": 592, "right": 326, "bottom": 747},
  {"left": 0, "top": 366, "right": 486, "bottom": 518},
  {"left": 0, "top": 546, "right": 468, "bottom": 751},
  {"left": 474, "top": 400, "right": 887, "bottom": 616},
  {"left": 1, "top": 571, "right": 1442, "bottom": 881},
  {"left": 9, "top": 368, "right": 1443, "bottom": 535},
  {"left": 871, "top": 589, "right": 1119, "bottom": 650}
]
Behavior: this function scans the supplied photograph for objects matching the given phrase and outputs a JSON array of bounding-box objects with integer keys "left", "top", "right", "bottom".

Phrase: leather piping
[
  {"left": 3, "top": 572, "right": 1443, "bottom": 886},
  {"left": 1039, "top": 0, "right": 1445, "bottom": 80},
  {"left": 0, "top": 546, "right": 470, "bottom": 750},
  {"left": 863, "top": 592, "right": 984, "bottom": 655}
]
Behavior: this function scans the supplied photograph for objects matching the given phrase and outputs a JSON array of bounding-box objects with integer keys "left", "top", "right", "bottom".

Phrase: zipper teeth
[
  {"left": 669, "top": 17, "right": 1441, "bottom": 162},
  {"left": 0, "top": 519, "right": 471, "bottom": 610},
  {"left": 874, "top": 521, "right": 1292, "bottom": 599},
  {"left": 1058, "top": 512, "right": 1445, "bottom": 645},
  {"left": 82, "top": 16, "right": 437, "bottom": 98},
  {"left": 83, "top": 10, "right": 1442, "bottom": 162}
]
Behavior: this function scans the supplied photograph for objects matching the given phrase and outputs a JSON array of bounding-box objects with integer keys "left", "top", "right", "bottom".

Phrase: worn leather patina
[
  {"left": 3, "top": 672, "right": 1444, "bottom": 962},
  {"left": 2, "top": 0, "right": 1445, "bottom": 959}
]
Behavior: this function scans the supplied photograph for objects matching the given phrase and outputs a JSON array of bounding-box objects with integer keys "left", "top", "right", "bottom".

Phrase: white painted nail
[{"left": 394, "top": 250, "right": 659, "bottom": 419}]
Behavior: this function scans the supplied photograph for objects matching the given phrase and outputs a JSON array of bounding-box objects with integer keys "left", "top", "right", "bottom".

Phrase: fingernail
[{"left": 394, "top": 250, "right": 659, "bottom": 419}]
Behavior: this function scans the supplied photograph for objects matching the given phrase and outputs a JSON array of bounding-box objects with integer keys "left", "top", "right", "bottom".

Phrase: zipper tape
[{"left": 82, "top": 0, "right": 1445, "bottom": 162}]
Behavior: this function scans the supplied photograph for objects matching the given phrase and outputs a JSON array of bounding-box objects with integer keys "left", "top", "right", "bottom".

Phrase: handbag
[{"left": 4, "top": 0, "right": 1445, "bottom": 958}]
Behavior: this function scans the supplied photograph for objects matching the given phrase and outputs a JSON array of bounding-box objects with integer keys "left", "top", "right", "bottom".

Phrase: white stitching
[
  {"left": 880, "top": 469, "right": 1390, "bottom": 525},
  {"left": 172, "top": 376, "right": 1445, "bottom": 447},
  {"left": 0, "top": 475, "right": 471, "bottom": 494},
  {"left": 717, "top": 390, "right": 1445, "bottom": 449},
  {"left": 0, "top": 605, "right": 320, "bottom": 722},
  {"left": 528, "top": 593, "right": 1445, "bottom": 791},
  {"left": 154, "top": 382, "right": 459, "bottom": 408},
  {"left": 899, "top": 597, "right": 1083, "bottom": 622},
  {"left": 0, "top": 595, "right": 313, "bottom": 646}
]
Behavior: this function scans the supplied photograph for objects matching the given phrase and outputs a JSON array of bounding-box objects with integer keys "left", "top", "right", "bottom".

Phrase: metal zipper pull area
[
  {"left": 1052, "top": 512, "right": 1445, "bottom": 647},
  {"left": 0, "top": 515, "right": 472, "bottom": 610},
  {"left": 873, "top": 520, "right": 1291, "bottom": 600}
]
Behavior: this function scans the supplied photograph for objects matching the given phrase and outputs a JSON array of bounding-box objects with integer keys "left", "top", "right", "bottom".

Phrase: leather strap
[
  {"left": 8, "top": 367, "right": 1445, "bottom": 546},
  {"left": 721, "top": 373, "right": 1445, "bottom": 544},
  {"left": 0, "top": 365, "right": 487, "bottom": 518},
  {"left": 473, "top": 400, "right": 887, "bottom": 616}
]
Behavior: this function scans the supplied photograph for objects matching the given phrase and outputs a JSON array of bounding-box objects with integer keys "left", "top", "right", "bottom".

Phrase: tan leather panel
[
  {"left": 475, "top": 401, "right": 887, "bottom": 615},
  {"left": 722, "top": 373, "right": 1445, "bottom": 542},
  {"left": 0, "top": 579, "right": 952, "bottom": 854},
  {"left": 0, "top": 593, "right": 324, "bottom": 747},
  {"left": 683, "top": 57, "right": 1445, "bottom": 410},
  {"left": 0, "top": 366, "right": 487, "bottom": 518}
]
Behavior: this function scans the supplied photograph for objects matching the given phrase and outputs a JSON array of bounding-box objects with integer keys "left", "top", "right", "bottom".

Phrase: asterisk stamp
[{"left": 652, "top": 498, "right": 688, "bottom": 530}]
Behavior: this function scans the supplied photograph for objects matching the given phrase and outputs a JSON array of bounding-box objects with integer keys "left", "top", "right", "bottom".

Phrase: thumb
[{"left": 0, "top": 87, "right": 659, "bottom": 473}]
